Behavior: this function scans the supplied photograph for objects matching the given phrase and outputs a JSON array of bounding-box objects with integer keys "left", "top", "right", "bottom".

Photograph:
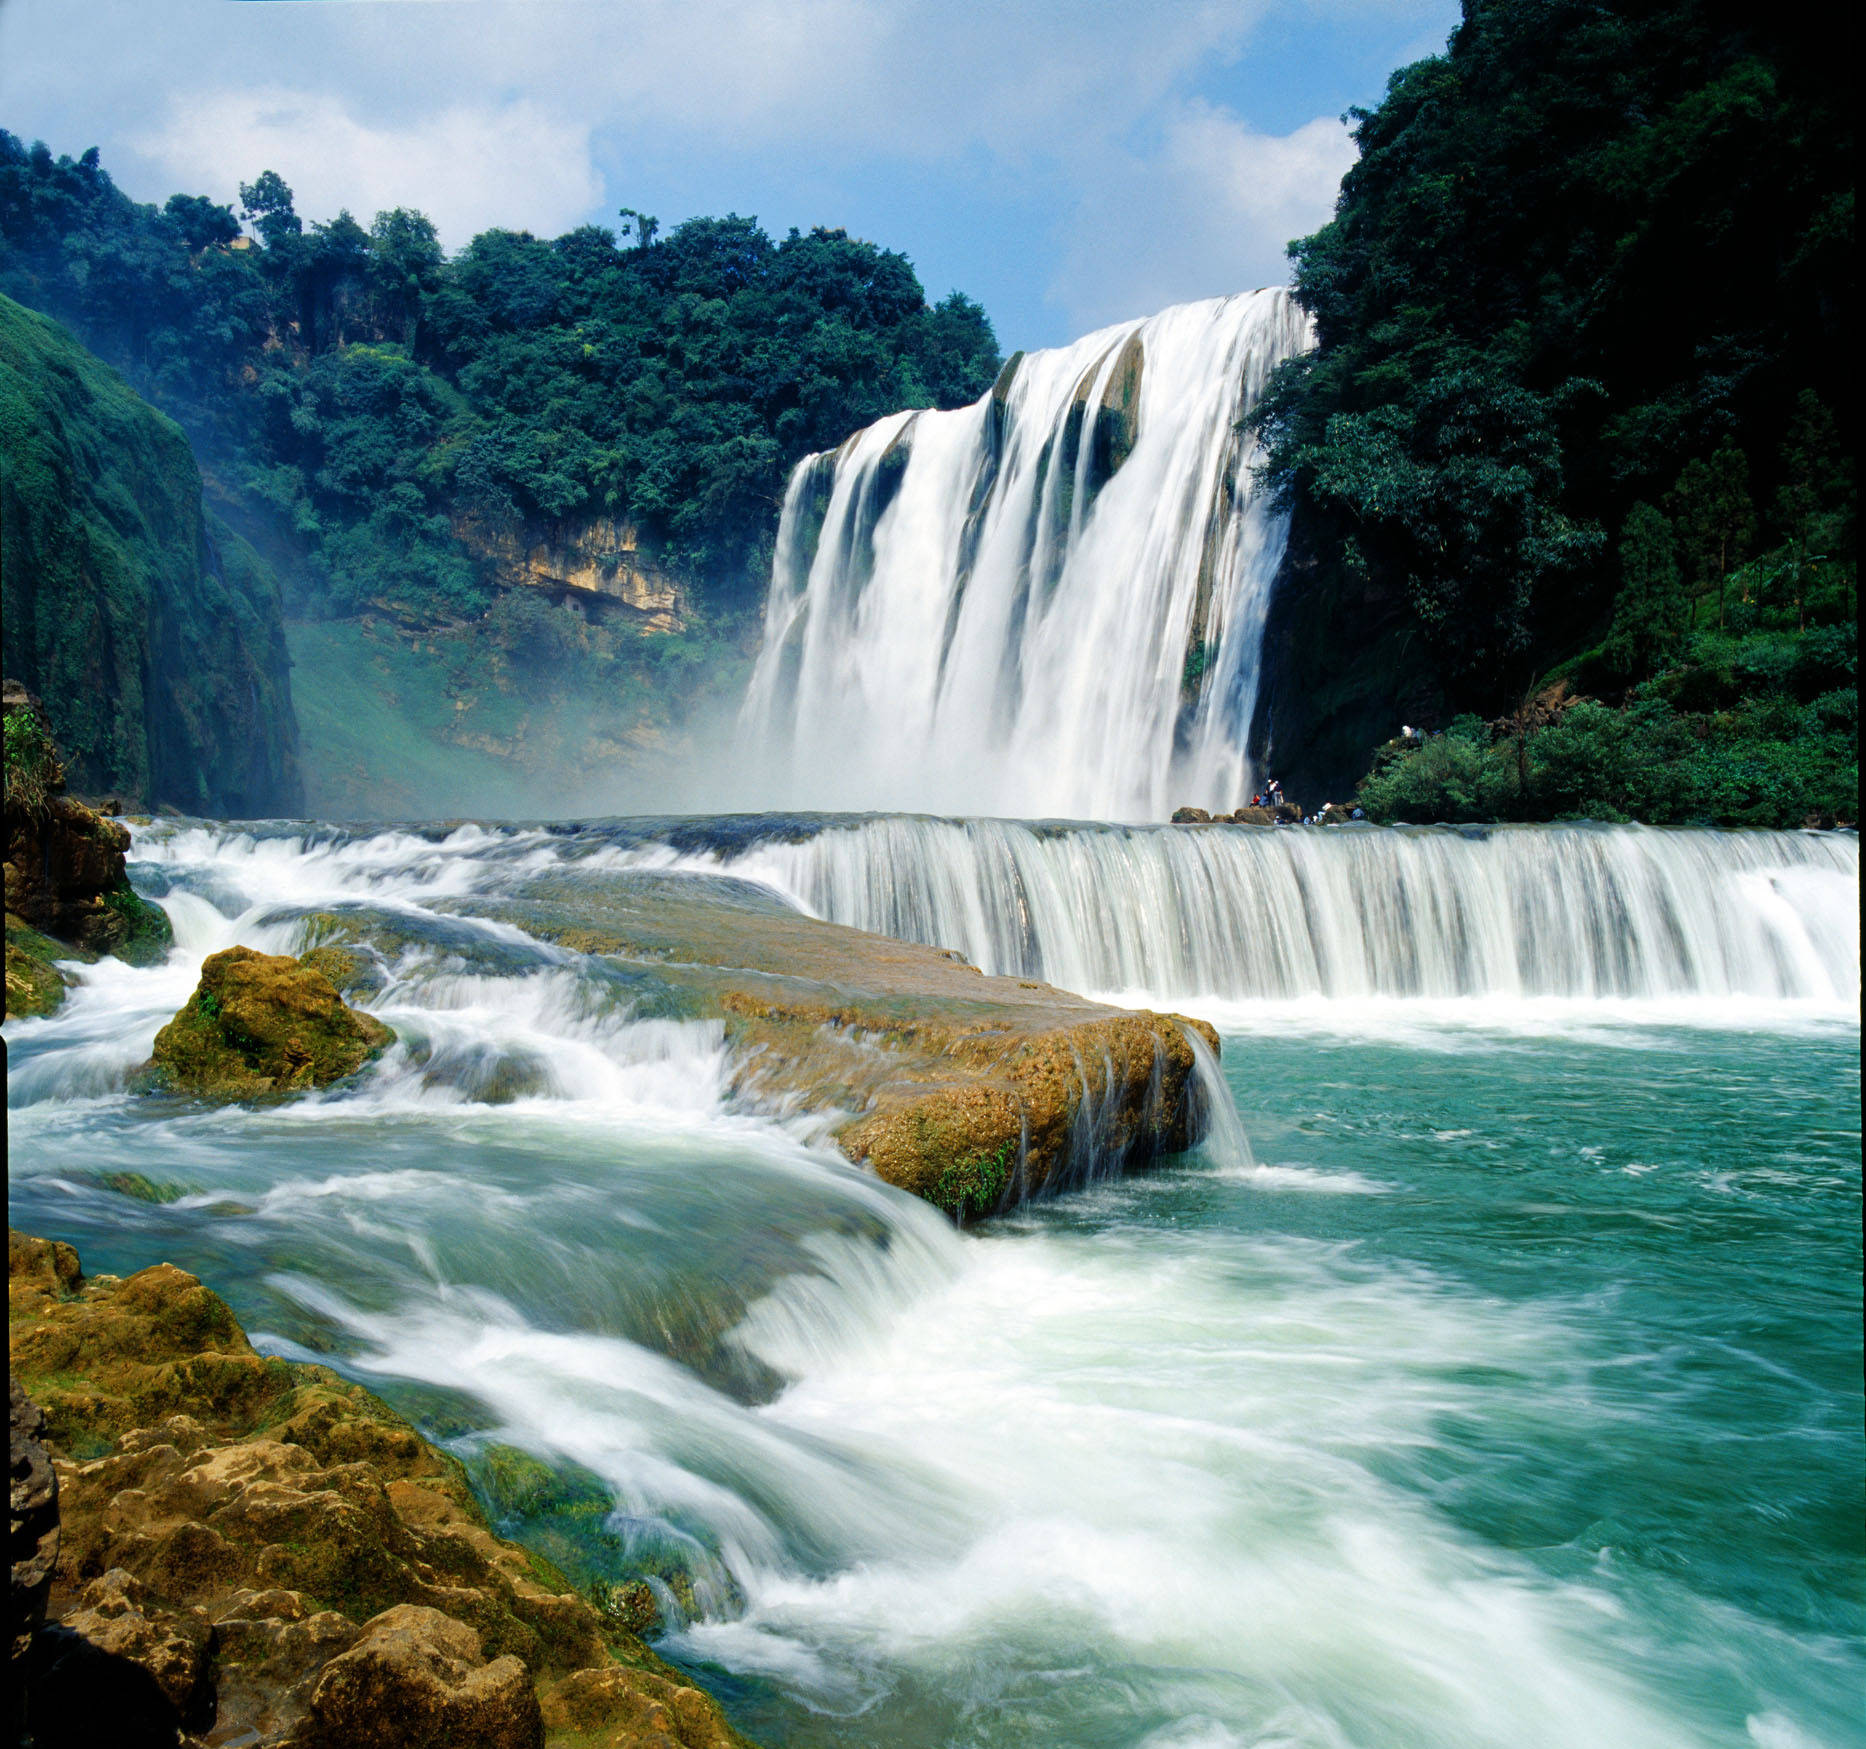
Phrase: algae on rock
[
  {"left": 145, "top": 946, "right": 394, "bottom": 1097},
  {"left": 9, "top": 1229, "right": 757, "bottom": 1749}
]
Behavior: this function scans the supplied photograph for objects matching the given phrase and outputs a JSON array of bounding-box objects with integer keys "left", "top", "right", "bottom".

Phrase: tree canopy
[
  {"left": 0, "top": 138, "right": 1002, "bottom": 616},
  {"left": 1251, "top": 0, "right": 1855, "bottom": 823}
]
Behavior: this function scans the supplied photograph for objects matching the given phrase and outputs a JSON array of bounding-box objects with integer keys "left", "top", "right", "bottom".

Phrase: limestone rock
[
  {"left": 456, "top": 869, "right": 1220, "bottom": 1223},
  {"left": 541, "top": 1662, "right": 746, "bottom": 1749},
  {"left": 1170, "top": 806, "right": 1212, "bottom": 824},
  {"left": 58, "top": 1568, "right": 213, "bottom": 1722},
  {"left": 9, "top": 1231, "right": 758, "bottom": 1749},
  {"left": 306, "top": 1605, "right": 543, "bottom": 1749},
  {"left": 454, "top": 512, "right": 687, "bottom": 632},
  {"left": 144, "top": 946, "right": 394, "bottom": 1097},
  {"left": 3, "top": 686, "right": 172, "bottom": 1002}
]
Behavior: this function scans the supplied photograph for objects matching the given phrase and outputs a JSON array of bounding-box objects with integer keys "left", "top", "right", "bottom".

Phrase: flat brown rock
[{"left": 460, "top": 870, "right": 1220, "bottom": 1218}]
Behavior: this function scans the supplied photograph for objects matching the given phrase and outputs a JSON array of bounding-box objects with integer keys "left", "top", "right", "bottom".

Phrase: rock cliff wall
[{"left": 454, "top": 514, "right": 687, "bottom": 633}]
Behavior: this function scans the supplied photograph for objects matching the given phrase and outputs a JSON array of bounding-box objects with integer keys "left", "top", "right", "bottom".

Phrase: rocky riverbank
[
  {"left": 8, "top": 1230, "right": 755, "bottom": 1749},
  {"left": 5, "top": 685, "right": 173, "bottom": 1019}
]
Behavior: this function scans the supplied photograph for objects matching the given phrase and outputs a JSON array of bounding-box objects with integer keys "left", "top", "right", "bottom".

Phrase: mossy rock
[
  {"left": 5, "top": 915, "right": 88, "bottom": 1019},
  {"left": 103, "top": 882, "right": 173, "bottom": 967},
  {"left": 143, "top": 946, "right": 394, "bottom": 1098},
  {"left": 8, "top": 1231, "right": 759, "bottom": 1748}
]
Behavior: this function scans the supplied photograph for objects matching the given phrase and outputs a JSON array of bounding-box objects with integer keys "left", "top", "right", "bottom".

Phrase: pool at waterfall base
[{"left": 6, "top": 817, "right": 1859, "bottom": 1749}]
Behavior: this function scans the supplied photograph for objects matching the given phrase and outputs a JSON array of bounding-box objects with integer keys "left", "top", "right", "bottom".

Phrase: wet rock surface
[
  {"left": 453, "top": 867, "right": 1218, "bottom": 1219},
  {"left": 4, "top": 685, "right": 173, "bottom": 1018},
  {"left": 143, "top": 947, "right": 395, "bottom": 1097},
  {"left": 8, "top": 1230, "right": 756, "bottom": 1749},
  {"left": 11, "top": 1378, "right": 61, "bottom": 1680}
]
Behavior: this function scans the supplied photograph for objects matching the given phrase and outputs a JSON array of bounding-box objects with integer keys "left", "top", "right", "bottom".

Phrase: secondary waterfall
[
  {"left": 739, "top": 289, "right": 1311, "bottom": 820},
  {"left": 634, "top": 819, "right": 1861, "bottom": 1006}
]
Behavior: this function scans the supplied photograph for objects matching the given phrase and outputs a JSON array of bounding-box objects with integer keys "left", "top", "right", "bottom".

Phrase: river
[{"left": 5, "top": 818, "right": 1860, "bottom": 1749}]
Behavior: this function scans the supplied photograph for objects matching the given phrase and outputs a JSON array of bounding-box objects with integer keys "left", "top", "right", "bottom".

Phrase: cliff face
[
  {"left": 0, "top": 296, "right": 302, "bottom": 816},
  {"left": 1248, "top": 507, "right": 1446, "bottom": 808},
  {"left": 454, "top": 514, "right": 688, "bottom": 633}
]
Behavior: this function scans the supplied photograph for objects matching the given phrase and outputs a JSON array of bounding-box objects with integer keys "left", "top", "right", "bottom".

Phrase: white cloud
[
  {"left": 0, "top": 0, "right": 1445, "bottom": 341},
  {"left": 130, "top": 90, "right": 603, "bottom": 246},
  {"left": 1052, "top": 101, "right": 1356, "bottom": 332}
]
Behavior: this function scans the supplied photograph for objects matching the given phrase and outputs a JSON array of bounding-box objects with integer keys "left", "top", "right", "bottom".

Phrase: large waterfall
[
  {"left": 738, "top": 290, "right": 1311, "bottom": 820},
  {"left": 632, "top": 818, "right": 1861, "bottom": 1006}
]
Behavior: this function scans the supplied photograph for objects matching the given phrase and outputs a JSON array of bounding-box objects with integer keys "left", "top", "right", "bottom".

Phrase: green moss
[
  {"left": 96, "top": 1171, "right": 195, "bottom": 1205},
  {"left": 935, "top": 1141, "right": 1015, "bottom": 1220},
  {"left": 103, "top": 883, "right": 174, "bottom": 966},
  {"left": 5, "top": 917, "right": 86, "bottom": 1019},
  {"left": 0, "top": 295, "right": 300, "bottom": 813},
  {"left": 472, "top": 1442, "right": 616, "bottom": 1522},
  {"left": 147, "top": 945, "right": 394, "bottom": 1097}
]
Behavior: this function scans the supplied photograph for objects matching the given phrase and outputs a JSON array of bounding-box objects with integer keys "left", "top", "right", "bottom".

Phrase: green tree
[
  {"left": 237, "top": 170, "right": 301, "bottom": 248},
  {"left": 1606, "top": 501, "right": 1686, "bottom": 675},
  {"left": 1670, "top": 446, "right": 1755, "bottom": 628},
  {"left": 366, "top": 208, "right": 443, "bottom": 346}
]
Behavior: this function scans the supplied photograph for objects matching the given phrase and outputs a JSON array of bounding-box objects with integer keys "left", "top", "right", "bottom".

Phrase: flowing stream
[
  {"left": 739, "top": 291, "right": 1309, "bottom": 819},
  {"left": 6, "top": 818, "right": 1861, "bottom": 1749}
]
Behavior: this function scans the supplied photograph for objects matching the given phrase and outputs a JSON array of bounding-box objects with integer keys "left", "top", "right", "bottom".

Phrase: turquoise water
[{"left": 4, "top": 825, "right": 1860, "bottom": 1749}]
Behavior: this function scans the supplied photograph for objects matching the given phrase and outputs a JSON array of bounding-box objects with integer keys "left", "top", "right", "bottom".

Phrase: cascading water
[
  {"left": 7, "top": 819, "right": 1861, "bottom": 1747},
  {"left": 739, "top": 289, "right": 1311, "bottom": 820},
  {"left": 624, "top": 817, "right": 1862, "bottom": 1008}
]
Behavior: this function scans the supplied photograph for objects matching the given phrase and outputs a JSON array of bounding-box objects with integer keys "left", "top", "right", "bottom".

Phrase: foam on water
[{"left": 6, "top": 817, "right": 1858, "bottom": 1747}]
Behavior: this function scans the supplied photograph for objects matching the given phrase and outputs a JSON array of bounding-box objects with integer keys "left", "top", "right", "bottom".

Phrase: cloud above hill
[{"left": 0, "top": 0, "right": 1453, "bottom": 347}]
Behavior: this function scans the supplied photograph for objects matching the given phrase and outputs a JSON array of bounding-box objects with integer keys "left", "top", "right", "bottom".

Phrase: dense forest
[
  {"left": 1253, "top": 0, "right": 1856, "bottom": 826},
  {"left": 0, "top": 135, "right": 1002, "bottom": 812},
  {"left": 0, "top": 135, "right": 1000, "bottom": 617}
]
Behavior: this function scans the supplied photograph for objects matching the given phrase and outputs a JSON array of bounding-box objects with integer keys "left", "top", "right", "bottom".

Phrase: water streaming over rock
[
  {"left": 7, "top": 819, "right": 1861, "bottom": 1747},
  {"left": 739, "top": 289, "right": 1311, "bottom": 819},
  {"left": 636, "top": 817, "right": 1861, "bottom": 1007}
]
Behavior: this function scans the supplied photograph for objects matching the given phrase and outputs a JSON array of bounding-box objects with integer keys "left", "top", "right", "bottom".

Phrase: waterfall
[
  {"left": 641, "top": 819, "right": 1861, "bottom": 1006},
  {"left": 738, "top": 289, "right": 1311, "bottom": 820}
]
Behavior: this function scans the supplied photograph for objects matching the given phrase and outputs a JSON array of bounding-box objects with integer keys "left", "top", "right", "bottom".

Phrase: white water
[
  {"left": 626, "top": 817, "right": 1862, "bottom": 1011},
  {"left": 739, "top": 290, "right": 1310, "bottom": 820},
  {"left": 6, "top": 820, "right": 1860, "bottom": 1748}
]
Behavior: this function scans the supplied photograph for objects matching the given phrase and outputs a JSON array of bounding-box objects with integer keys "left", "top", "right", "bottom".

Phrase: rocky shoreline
[{"left": 8, "top": 1230, "right": 755, "bottom": 1749}]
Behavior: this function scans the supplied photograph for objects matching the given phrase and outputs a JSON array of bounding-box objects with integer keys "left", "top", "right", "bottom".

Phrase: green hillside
[
  {"left": 0, "top": 295, "right": 300, "bottom": 814},
  {"left": 1253, "top": 0, "right": 1856, "bottom": 825}
]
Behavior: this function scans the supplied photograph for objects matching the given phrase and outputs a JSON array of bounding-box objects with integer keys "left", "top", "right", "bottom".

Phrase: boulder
[
  {"left": 9, "top": 1231, "right": 757, "bottom": 1749},
  {"left": 144, "top": 946, "right": 394, "bottom": 1097},
  {"left": 305, "top": 1605, "right": 542, "bottom": 1749},
  {"left": 1169, "top": 806, "right": 1212, "bottom": 824},
  {"left": 1228, "top": 807, "right": 1275, "bottom": 826},
  {"left": 3, "top": 685, "right": 172, "bottom": 1013}
]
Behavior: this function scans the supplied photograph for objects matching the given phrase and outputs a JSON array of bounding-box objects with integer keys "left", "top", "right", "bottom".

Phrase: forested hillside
[
  {"left": 1252, "top": 0, "right": 1856, "bottom": 826},
  {"left": 0, "top": 295, "right": 300, "bottom": 814},
  {"left": 0, "top": 136, "right": 1001, "bottom": 813}
]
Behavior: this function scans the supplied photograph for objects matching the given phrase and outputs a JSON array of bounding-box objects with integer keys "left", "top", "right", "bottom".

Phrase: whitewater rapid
[
  {"left": 739, "top": 290, "right": 1310, "bottom": 820},
  {"left": 6, "top": 818, "right": 1861, "bottom": 1748}
]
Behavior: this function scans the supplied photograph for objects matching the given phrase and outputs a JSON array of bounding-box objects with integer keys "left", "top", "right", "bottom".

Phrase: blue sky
[{"left": 0, "top": 0, "right": 1458, "bottom": 352}]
